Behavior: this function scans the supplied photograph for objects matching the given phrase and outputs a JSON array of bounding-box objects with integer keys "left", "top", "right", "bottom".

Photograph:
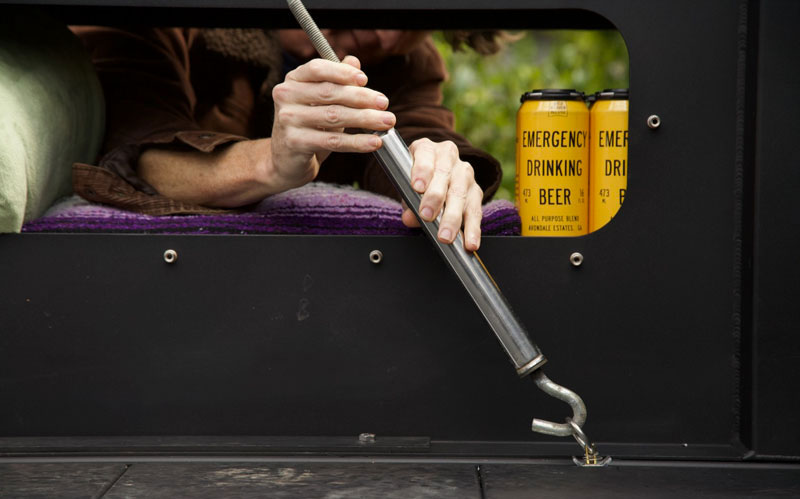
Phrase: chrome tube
[
  {"left": 286, "top": 0, "right": 546, "bottom": 376},
  {"left": 374, "top": 129, "right": 547, "bottom": 376}
]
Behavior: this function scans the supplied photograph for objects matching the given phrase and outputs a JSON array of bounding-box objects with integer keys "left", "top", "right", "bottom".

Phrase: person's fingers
[
  {"left": 281, "top": 127, "right": 382, "bottom": 154},
  {"left": 276, "top": 103, "right": 395, "bottom": 132},
  {"left": 437, "top": 161, "right": 473, "bottom": 244},
  {"left": 418, "top": 140, "right": 459, "bottom": 223},
  {"left": 273, "top": 80, "right": 389, "bottom": 110},
  {"left": 409, "top": 138, "right": 435, "bottom": 196},
  {"left": 286, "top": 58, "right": 367, "bottom": 86},
  {"left": 341, "top": 54, "right": 361, "bottom": 70},
  {"left": 462, "top": 183, "right": 484, "bottom": 251},
  {"left": 401, "top": 201, "right": 421, "bottom": 228}
]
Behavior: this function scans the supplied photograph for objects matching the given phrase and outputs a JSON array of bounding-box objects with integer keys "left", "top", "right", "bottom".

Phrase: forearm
[{"left": 138, "top": 138, "right": 291, "bottom": 208}]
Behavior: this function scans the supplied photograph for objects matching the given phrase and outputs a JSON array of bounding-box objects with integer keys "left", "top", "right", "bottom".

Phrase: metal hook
[{"left": 530, "top": 370, "right": 587, "bottom": 437}]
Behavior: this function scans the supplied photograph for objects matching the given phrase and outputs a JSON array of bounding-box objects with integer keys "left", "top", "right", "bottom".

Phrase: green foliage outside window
[{"left": 434, "top": 31, "right": 629, "bottom": 201}]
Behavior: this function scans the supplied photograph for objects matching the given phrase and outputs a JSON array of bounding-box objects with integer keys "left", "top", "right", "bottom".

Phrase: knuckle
[
  {"left": 276, "top": 107, "right": 293, "bottom": 124},
  {"left": 448, "top": 183, "right": 468, "bottom": 200},
  {"left": 414, "top": 159, "right": 434, "bottom": 176},
  {"left": 443, "top": 140, "right": 459, "bottom": 157},
  {"left": 434, "top": 162, "right": 453, "bottom": 175},
  {"left": 308, "top": 59, "right": 326, "bottom": 73},
  {"left": 272, "top": 83, "right": 288, "bottom": 103},
  {"left": 325, "top": 133, "right": 343, "bottom": 150},
  {"left": 410, "top": 137, "right": 433, "bottom": 151},
  {"left": 318, "top": 82, "right": 336, "bottom": 102},
  {"left": 469, "top": 203, "right": 483, "bottom": 219},
  {"left": 284, "top": 129, "right": 302, "bottom": 149},
  {"left": 426, "top": 187, "right": 446, "bottom": 207},
  {"left": 324, "top": 105, "right": 341, "bottom": 125},
  {"left": 461, "top": 162, "right": 475, "bottom": 182}
]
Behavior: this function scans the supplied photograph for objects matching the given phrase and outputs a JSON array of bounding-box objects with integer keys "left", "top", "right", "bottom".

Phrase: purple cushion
[{"left": 22, "top": 183, "right": 520, "bottom": 236}]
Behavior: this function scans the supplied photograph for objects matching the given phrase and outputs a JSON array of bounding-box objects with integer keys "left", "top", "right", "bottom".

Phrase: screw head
[
  {"left": 163, "top": 249, "right": 178, "bottom": 264},
  {"left": 358, "top": 433, "right": 376, "bottom": 444}
]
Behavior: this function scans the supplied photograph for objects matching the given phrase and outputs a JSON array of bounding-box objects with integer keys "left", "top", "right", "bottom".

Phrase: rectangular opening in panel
[{"left": 1, "top": 8, "right": 628, "bottom": 241}]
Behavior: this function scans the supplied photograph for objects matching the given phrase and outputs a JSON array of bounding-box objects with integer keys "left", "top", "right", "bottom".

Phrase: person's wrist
[{"left": 267, "top": 138, "right": 320, "bottom": 193}]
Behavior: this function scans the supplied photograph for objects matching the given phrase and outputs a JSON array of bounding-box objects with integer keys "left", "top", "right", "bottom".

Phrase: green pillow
[{"left": 0, "top": 8, "right": 104, "bottom": 233}]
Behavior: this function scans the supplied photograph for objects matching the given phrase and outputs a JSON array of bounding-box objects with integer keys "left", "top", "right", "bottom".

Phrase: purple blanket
[{"left": 22, "top": 184, "right": 520, "bottom": 236}]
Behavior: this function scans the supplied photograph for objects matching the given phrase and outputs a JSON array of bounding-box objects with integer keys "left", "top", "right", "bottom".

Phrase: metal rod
[
  {"left": 287, "top": 0, "right": 339, "bottom": 62},
  {"left": 285, "top": 1, "right": 595, "bottom": 453},
  {"left": 373, "top": 130, "right": 547, "bottom": 376},
  {"left": 285, "top": 0, "right": 547, "bottom": 376}
]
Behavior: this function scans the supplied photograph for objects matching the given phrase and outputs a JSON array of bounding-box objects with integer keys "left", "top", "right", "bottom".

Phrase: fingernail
[
  {"left": 421, "top": 206, "right": 433, "bottom": 220},
  {"left": 376, "top": 95, "right": 389, "bottom": 109},
  {"left": 413, "top": 179, "right": 425, "bottom": 192},
  {"left": 356, "top": 72, "right": 368, "bottom": 85},
  {"left": 469, "top": 235, "right": 479, "bottom": 249},
  {"left": 383, "top": 113, "right": 396, "bottom": 126},
  {"left": 369, "top": 136, "right": 381, "bottom": 148},
  {"left": 439, "top": 228, "right": 453, "bottom": 242}
]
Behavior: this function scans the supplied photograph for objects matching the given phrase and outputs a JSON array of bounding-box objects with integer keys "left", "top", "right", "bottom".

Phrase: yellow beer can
[
  {"left": 516, "top": 89, "right": 589, "bottom": 236},
  {"left": 589, "top": 89, "right": 629, "bottom": 232}
]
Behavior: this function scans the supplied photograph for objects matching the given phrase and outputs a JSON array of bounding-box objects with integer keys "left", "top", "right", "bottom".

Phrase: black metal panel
[
  {"left": 751, "top": 0, "right": 800, "bottom": 459},
  {"left": 0, "top": 0, "right": 757, "bottom": 459}
]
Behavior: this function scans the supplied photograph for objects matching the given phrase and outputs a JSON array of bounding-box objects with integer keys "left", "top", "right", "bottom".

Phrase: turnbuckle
[{"left": 530, "top": 370, "right": 612, "bottom": 467}]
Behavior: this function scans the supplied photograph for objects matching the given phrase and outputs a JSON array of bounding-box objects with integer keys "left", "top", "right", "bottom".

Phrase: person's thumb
[{"left": 342, "top": 54, "right": 361, "bottom": 70}]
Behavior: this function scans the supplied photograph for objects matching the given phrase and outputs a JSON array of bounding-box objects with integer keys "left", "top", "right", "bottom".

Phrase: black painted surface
[
  {"left": 751, "top": 0, "right": 800, "bottom": 458},
  {"left": 0, "top": 463, "right": 126, "bottom": 499},
  {"left": 0, "top": 0, "right": 756, "bottom": 459},
  {"left": 482, "top": 462, "right": 800, "bottom": 498},
  {"left": 102, "top": 462, "right": 480, "bottom": 499}
]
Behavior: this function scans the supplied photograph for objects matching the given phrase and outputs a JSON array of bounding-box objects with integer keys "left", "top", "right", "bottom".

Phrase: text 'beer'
[{"left": 516, "top": 89, "right": 589, "bottom": 236}]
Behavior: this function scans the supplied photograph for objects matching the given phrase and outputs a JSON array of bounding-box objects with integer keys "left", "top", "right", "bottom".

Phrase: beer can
[
  {"left": 516, "top": 89, "right": 589, "bottom": 236},
  {"left": 589, "top": 89, "right": 629, "bottom": 232}
]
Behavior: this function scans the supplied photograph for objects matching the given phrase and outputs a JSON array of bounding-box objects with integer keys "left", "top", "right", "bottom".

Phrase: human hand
[
  {"left": 401, "top": 138, "right": 484, "bottom": 251},
  {"left": 270, "top": 56, "right": 396, "bottom": 191}
]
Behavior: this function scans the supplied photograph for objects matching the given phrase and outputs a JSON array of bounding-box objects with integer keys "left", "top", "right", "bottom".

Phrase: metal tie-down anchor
[{"left": 287, "top": 0, "right": 609, "bottom": 466}]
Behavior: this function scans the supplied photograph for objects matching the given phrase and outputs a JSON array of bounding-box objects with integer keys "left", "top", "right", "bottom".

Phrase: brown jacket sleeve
[
  {"left": 318, "top": 37, "right": 502, "bottom": 202},
  {"left": 71, "top": 27, "right": 247, "bottom": 196}
]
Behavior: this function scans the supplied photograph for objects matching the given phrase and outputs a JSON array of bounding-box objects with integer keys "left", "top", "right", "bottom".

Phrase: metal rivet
[
  {"left": 163, "top": 249, "right": 178, "bottom": 264},
  {"left": 570, "top": 252, "right": 583, "bottom": 267},
  {"left": 369, "top": 250, "right": 383, "bottom": 264},
  {"left": 647, "top": 114, "right": 661, "bottom": 129},
  {"left": 358, "top": 433, "right": 376, "bottom": 444}
]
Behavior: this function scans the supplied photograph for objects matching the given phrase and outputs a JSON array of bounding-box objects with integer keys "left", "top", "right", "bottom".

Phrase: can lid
[
  {"left": 521, "top": 89, "right": 585, "bottom": 102},
  {"left": 594, "top": 88, "right": 629, "bottom": 100}
]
